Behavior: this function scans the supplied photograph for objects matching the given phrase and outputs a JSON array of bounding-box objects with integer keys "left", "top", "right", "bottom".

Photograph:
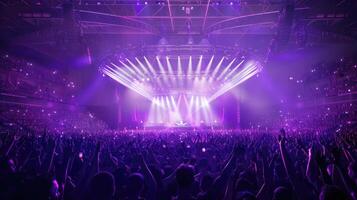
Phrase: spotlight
[{"left": 102, "top": 55, "right": 261, "bottom": 114}]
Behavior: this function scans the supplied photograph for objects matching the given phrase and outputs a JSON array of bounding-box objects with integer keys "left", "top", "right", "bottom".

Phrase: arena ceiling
[
  {"left": 0, "top": 0, "right": 356, "bottom": 37},
  {"left": 0, "top": 0, "right": 357, "bottom": 65}
]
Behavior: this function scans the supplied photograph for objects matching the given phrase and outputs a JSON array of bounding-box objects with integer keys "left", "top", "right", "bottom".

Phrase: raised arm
[
  {"left": 256, "top": 154, "right": 276, "bottom": 200},
  {"left": 139, "top": 154, "right": 157, "bottom": 200},
  {"left": 306, "top": 146, "right": 320, "bottom": 183},
  {"left": 209, "top": 144, "right": 242, "bottom": 199},
  {"left": 47, "top": 138, "right": 58, "bottom": 173},
  {"left": 5, "top": 134, "right": 21, "bottom": 157},
  {"left": 278, "top": 129, "right": 318, "bottom": 199},
  {"left": 92, "top": 141, "right": 101, "bottom": 174},
  {"left": 163, "top": 163, "right": 181, "bottom": 186},
  {"left": 278, "top": 129, "right": 296, "bottom": 181}
]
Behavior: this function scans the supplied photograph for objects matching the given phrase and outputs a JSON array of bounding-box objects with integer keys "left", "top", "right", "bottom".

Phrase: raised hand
[
  {"left": 278, "top": 129, "right": 286, "bottom": 145},
  {"left": 13, "top": 134, "right": 22, "bottom": 142}
]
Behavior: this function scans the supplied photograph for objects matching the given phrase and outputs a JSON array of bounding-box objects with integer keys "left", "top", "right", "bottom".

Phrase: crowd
[
  {"left": 303, "top": 57, "right": 357, "bottom": 98},
  {"left": 0, "top": 52, "right": 108, "bottom": 134},
  {"left": 0, "top": 53, "right": 77, "bottom": 104},
  {"left": 0, "top": 105, "right": 108, "bottom": 135},
  {"left": 251, "top": 56, "right": 357, "bottom": 131},
  {"left": 0, "top": 128, "right": 356, "bottom": 200}
]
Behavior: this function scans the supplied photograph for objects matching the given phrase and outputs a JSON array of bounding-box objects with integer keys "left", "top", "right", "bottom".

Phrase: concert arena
[{"left": 0, "top": 1, "right": 356, "bottom": 200}]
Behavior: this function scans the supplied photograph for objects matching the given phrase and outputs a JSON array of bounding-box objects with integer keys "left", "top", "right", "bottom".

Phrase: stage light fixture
[{"left": 101, "top": 55, "right": 262, "bottom": 126}]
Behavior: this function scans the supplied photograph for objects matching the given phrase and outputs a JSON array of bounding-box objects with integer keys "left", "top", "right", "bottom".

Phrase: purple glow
[
  {"left": 102, "top": 55, "right": 260, "bottom": 97},
  {"left": 102, "top": 55, "right": 261, "bottom": 126},
  {"left": 146, "top": 95, "right": 214, "bottom": 127}
]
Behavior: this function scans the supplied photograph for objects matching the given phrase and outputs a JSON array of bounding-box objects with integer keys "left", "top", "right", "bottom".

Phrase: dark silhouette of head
[
  {"left": 126, "top": 173, "right": 144, "bottom": 197},
  {"left": 236, "top": 191, "right": 257, "bottom": 200},
  {"left": 235, "top": 178, "right": 255, "bottom": 193},
  {"left": 319, "top": 185, "right": 349, "bottom": 200},
  {"left": 273, "top": 186, "right": 293, "bottom": 200},
  {"left": 176, "top": 164, "right": 195, "bottom": 190},
  {"left": 25, "top": 175, "right": 54, "bottom": 200},
  {"left": 89, "top": 171, "right": 115, "bottom": 200}
]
